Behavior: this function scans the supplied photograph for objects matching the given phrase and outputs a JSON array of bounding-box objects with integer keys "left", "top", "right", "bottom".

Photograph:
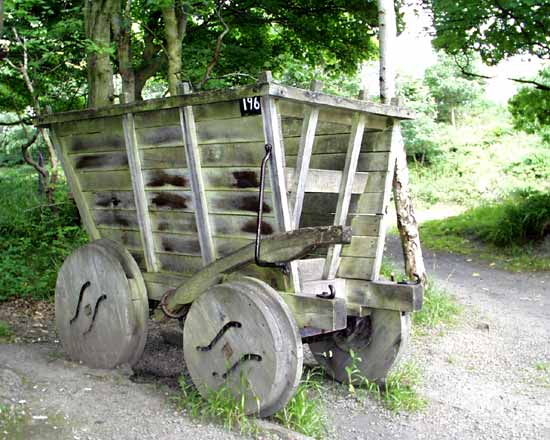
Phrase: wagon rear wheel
[
  {"left": 55, "top": 239, "right": 148, "bottom": 369},
  {"left": 309, "top": 309, "right": 410, "bottom": 384},
  {"left": 183, "top": 277, "right": 302, "bottom": 417}
]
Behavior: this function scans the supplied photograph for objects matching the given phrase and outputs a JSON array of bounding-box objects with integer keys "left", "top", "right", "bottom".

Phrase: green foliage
[
  {"left": 176, "top": 376, "right": 257, "bottom": 435},
  {"left": 0, "top": 166, "right": 87, "bottom": 301},
  {"left": 273, "top": 368, "right": 326, "bottom": 439},
  {"left": 424, "top": 0, "right": 550, "bottom": 64},
  {"left": 423, "top": 52, "right": 484, "bottom": 123},
  {"left": 345, "top": 350, "right": 427, "bottom": 413},
  {"left": 0, "top": 403, "right": 29, "bottom": 439},
  {"left": 413, "top": 282, "right": 461, "bottom": 328},
  {"left": 508, "top": 67, "right": 550, "bottom": 144},
  {"left": 505, "top": 151, "right": 550, "bottom": 182},
  {"left": 176, "top": 369, "right": 327, "bottom": 438},
  {"left": 0, "top": 320, "right": 12, "bottom": 338}
]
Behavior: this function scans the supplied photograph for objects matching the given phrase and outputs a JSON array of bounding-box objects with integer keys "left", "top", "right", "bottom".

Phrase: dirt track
[{"left": 1, "top": 237, "right": 549, "bottom": 439}]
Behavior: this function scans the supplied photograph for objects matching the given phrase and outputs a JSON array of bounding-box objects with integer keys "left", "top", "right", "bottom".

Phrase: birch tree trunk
[
  {"left": 378, "top": 0, "right": 427, "bottom": 283},
  {"left": 112, "top": 0, "right": 135, "bottom": 103},
  {"left": 162, "top": 2, "right": 187, "bottom": 96}
]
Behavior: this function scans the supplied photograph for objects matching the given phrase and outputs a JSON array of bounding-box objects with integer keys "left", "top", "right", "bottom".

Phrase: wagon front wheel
[
  {"left": 183, "top": 277, "right": 303, "bottom": 417},
  {"left": 309, "top": 309, "right": 410, "bottom": 384},
  {"left": 55, "top": 239, "right": 148, "bottom": 369}
]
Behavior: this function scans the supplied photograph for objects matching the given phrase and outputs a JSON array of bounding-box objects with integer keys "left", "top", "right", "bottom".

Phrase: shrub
[{"left": 0, "top": 166, "right": 87, "bottom": 301}]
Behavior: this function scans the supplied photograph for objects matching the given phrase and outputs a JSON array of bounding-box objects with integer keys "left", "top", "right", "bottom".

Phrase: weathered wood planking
[
  {"left": 286, "top": 168, "right": 368, "bottom": 194},
  {"left": 301, "top": 193, "right": 385, "bottom": 216},
  {"left": 54, "top": 116, "right": 124, "bottom": 138},
  {"left": 279, "top": 100, "right": 389, "bottom": 131},
  {"left": 337, "top": 256, "right": 376, "bottom": 280},
  {"left": 157, "top": 253, "right": 204, "bottom": 274},
  {"left": 78, "top": 170, "right": 133, "bottom": 191},
  {"left": 97, "top": 227, "right": 143, "bottom": 249},
  {"left": 92, "top": 209, "right": 140, "bottom": 229},
  {"left": 70, "top": 152, "right": 129, "bottom": 171},
  {"left": 85, "top": 191, "right": 136, "bottom": 210},
  {"left": 300, "top": 213, "right": 382, "bottom": 237},
  {"left": 286, "top": 152, "right": 391, "bottom": 172},
  {"left": 50, "top": 128, "right": 100, "bottom": 240}
]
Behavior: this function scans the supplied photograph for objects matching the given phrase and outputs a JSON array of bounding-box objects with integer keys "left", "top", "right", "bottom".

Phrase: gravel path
[
  {"left": 325, "top": 236, "right": 550, "bottom": 440},
  {"left": 1, "top": 238, "right": 549, "bottom": 439}
]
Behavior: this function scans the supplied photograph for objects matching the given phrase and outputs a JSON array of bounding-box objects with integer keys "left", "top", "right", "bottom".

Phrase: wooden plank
[
  {"left": 196, "top": 115, "right": 264, "bottom": 144},
  {"left": 77, "top": 169, "right": 133, "bottom": 191},
  {"left": 123, "top": 112, "right": 159, "bottom": 272},
  {"left": 143, "top": 168, "right": 192, "bottom": 190},
  {"left": 200, "top": 141, "right": 267, "bottom": 167},
  {"left": 92, "top": 209, "right": 140, "bottom": 229},
  {"left": 278, "top": 292, "right": 347, "bottom": 331},
  {"left": 37, "top": 82, "right": 413, "bottom": 127},
  {"left": 289, "top": 80, "right": 321, "bottom": 228},
  {"left": 282, "top": 117, "right": 350, "bottom": 137},
  {"left": 84, "top": 190, "right": 136, "bottom": 210},
  {"left": 299, "top": 213, "right": 382, "bottom": 236},
  {"left": 49, "top": 128, "right": 100, "bottom": 240},
  {"left": 285, "top": 168, "right": 368, "bottom": 194},
  {"left": 134, "top": 108, "right": 180, "bottom": 129},
  {"left": 284, "top": 133, "right": 391, "bottom": 156},
  {"left": 71, "top": 152, "right": 128, "bottom": 171},
  {"left": 140, "top": 146, "right": 187, "bottom": 169},
  {"left": 157, "top": 253, "right": 204, "bottom": 275},
  {"left": 143, "top": 271, "right": 189, "bottom": 287},
  {"left": 356, "top": 192, "right": 386, "bottom": 214},
  {"left": 62, "top": 130, "right": 125, "bottom": 153},
  {"left": 297, "top": 258, "right": 325, "bottom": 282},
  {"left": 260, "top": 74, "right": 301, "bottom": 292},
  {"left": 135, "top": 125, "right": 182, "bottom": 148},
  {"left": 193, "top": 100, "right": 242, "bottom": 121},
  {"left": 286, "top": 152, "right": 390, "bottom": 172},
  {"left": 54, "top": 117, "right": 124, "bottom": 137},
  {"left": 346, "top": 279, "right": 423, "bottom": 312},
  {"left": 149, "top": 210, "right": 197, "bottom": 233},
  {"left": 97, "top": 227, "right": 143, "bottom": 249},
  {"left": 179, "top": 85, "right": 216, "bottom": 265},
  {"left": 300, "top": 278, "right": 346, "bottom": 299},
  {"left": 341, "top": 236, "right": 378, "bottom": 258},
  {"left": 322, "top": 106, "right": 366, "bottom": 279},
  {"left": 337, "top": 256, "right": 376, "bottom": 280},
  {"left": 154, "top": 232, "right": 202, "bottom": 256}
]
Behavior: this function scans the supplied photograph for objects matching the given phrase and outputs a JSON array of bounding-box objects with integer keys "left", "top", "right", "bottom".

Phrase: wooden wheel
[
  {"left": 309, "top": 309, "right": 410, "bottom": 384},
  {"left": 55, "top": 239, "right": 148, "bottom": 368},
  {"left": 183, "top": 277, "right": 302, "bottom": 417}
]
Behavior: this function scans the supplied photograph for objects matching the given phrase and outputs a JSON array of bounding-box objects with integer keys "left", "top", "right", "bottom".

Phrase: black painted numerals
[{"left": 240, "top": 96, "right": 262, "bottom": 116}]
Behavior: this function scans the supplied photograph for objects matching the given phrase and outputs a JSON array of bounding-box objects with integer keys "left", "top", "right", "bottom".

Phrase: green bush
[
  {"left": 0, "top": 166, "right": 87, "bottom": 301},
  {"left": 505, "top": 152, "right": 550, "bottom": 181},
  {"left": 421, "top": 190, "right": 550, "bottom": 247}
]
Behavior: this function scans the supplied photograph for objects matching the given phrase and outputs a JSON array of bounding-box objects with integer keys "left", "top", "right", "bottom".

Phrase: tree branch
[
  {"left": 20, "top": 130, "right": 47, "bottom": 178},
  {"left": 197, "top": 5, "right": 229, "bottom": 90}
]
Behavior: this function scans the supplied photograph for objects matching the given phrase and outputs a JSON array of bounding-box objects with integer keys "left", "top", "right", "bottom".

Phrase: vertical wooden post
[
  {"left": 378, "top": 0, "right": 427, "bottom": 282},
  {"left": 178, "top": 82, "right": 216, "bottom": 265},
  {"left": 259, "top": 71, "right": 301, "bottom": 292},
  {"left": 123, "top": 113, "right": 159, "bottom": 272},
  {"left": 290, "top": 79, "right": 322, "bottom": 228},
  {"left": 322, "top": 90, "right": 367, "bottom": 280}
]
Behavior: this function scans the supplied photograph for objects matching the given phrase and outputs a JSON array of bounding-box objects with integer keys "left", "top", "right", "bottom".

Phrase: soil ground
[{"left": 1, "top": 236, "right": 549, "bottom": 439}]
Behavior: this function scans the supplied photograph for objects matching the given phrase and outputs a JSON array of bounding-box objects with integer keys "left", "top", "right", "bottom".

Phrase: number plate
[{"left": 240, "top": 96, "right": 262, "bottom": 116}]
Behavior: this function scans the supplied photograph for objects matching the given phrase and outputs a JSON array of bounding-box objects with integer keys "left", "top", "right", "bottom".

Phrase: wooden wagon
[{"left": 36, "top": 72, "right": 423, "bottom": 416}]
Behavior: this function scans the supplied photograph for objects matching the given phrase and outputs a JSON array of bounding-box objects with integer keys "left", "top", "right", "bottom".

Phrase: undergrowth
[
  {"left": 175, "top": 370, "right": 326, "bottom": 439},
  {"left": 345, "top": 351, "right": 427, "bottom": 412},
  {"left": 0, "top": 404, "right": 29, "bottom": 440},
  {"left": 0, "top": 166, "right": 87, "bottom": 301},
  {"left": 420, "top": 190, "right": 550, "bottom": 271},
  {"left": 0, "top": 321, "right": 12, "bottom": 339}
]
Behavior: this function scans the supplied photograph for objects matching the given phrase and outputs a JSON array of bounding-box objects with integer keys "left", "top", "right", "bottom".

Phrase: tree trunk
[
  {"left": 378, "top": 0, "right": 427, "bottom": 283},
  {"left": 392, "top": 122, "right": 427, "bottom": 283},
  {"left": 162, "top": 5, "right": 183, "bottom": 96},
  {"left": 85, "top": 0, "right": 115, "bottom": 107},
  {"left": 112, "top": 0, "right": 135, "bottom": 103}
]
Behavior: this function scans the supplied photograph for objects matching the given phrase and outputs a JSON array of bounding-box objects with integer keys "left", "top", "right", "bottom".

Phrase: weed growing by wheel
[
  {"left": 344, "top": 350, "right": 427, "bottom": 413},
  {"left": 0, "top": 403, "right": 29, "bottom": 440},
  {"left": 175, "top": 367, "right": 327, "bottom": 439}
]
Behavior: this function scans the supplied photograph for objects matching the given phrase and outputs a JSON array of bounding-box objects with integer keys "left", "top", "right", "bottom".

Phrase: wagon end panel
[{"left": 278, "top": 99, "right": 395, "bottom": 283}]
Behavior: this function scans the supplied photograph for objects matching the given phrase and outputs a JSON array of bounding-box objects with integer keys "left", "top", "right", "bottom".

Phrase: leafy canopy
[{"left": 423, "top": 0, "right": 550, "bottom": 65}]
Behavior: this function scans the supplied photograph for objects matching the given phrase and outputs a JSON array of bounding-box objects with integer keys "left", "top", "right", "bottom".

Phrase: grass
[
  {"left": 345, "top": 350, "right": 427, "bottom": 413},
  {"left": 175, "top": 370, "right": 327, "bottom": 439},
  {"left": 413, "top": 281, "right": 462, "bottom": 329},
  {"left": 0, "top": 321, "right": 11, "bottom": 338},
  {"left": 0, "top": 404, "right": 29, "bottom": 440},
  {"left": 273, "top": 368, "right": 326, "bottom": 439},
  {"left": 420, "top": 193, "right": 550, "bottom": 272},
  {"left": 534, "top": 362, "right": 550, "bottom": 386}
]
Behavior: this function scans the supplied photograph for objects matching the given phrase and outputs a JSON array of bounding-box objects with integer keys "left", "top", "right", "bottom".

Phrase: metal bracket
[
  {"left": 397, "top": 273, "right": 422, "bottom": 286},
  {"left": 254, "top": 144, "right": 288, "bottom": 272}
]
